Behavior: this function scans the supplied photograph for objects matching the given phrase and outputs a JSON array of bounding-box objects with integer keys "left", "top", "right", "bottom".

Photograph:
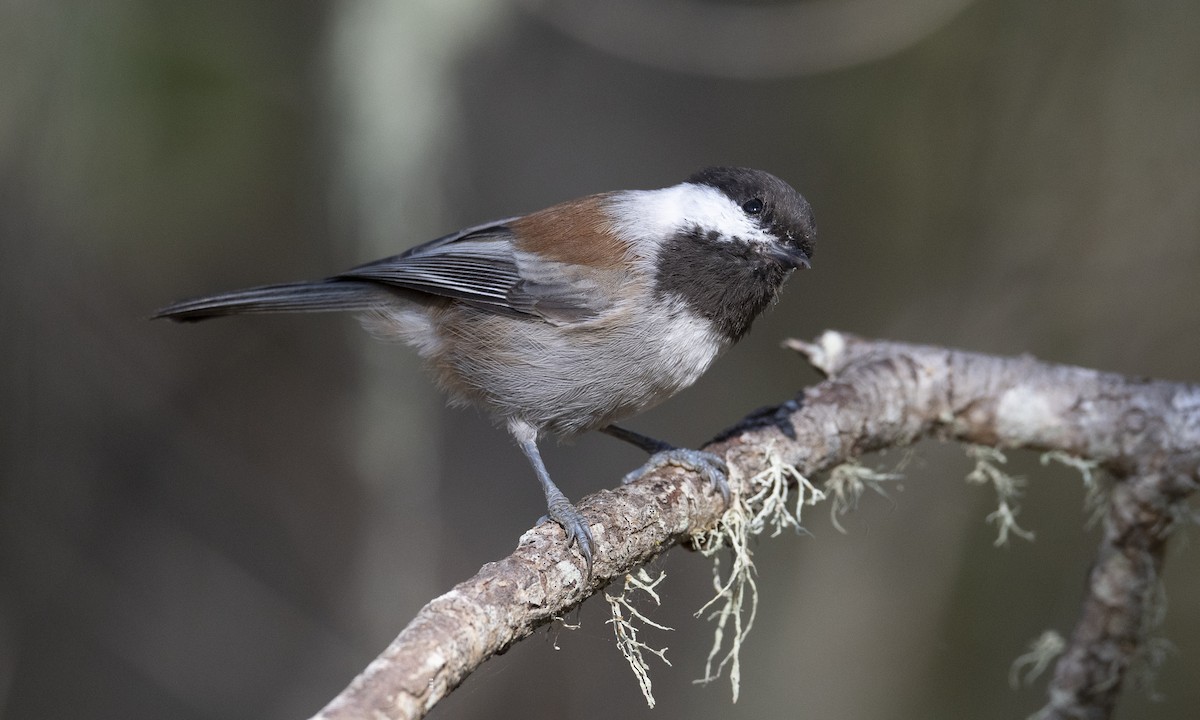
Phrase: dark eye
[{"left": 741, "top": 198, "right": 764, "bottom": 215}]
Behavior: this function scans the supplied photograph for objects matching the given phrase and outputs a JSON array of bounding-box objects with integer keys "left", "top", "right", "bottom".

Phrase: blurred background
[{"left": 2, "top": 0, "right": 1198, "bottom": 718}]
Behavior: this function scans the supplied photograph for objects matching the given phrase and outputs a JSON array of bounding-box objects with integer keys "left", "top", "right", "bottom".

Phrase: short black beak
[{"left": 769, "top": 244, "right": 812, "bottom": 270}]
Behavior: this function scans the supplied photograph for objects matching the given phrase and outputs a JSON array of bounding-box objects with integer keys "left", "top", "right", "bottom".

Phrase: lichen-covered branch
[
  {"left": 310, "top": 331, "right": 1200, "bottom": 720},
  {"left": 1035, "top": 471, "right": 1190, "bottom": 720}
]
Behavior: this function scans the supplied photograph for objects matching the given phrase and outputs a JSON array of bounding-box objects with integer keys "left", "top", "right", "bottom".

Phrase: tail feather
[{"left": 154, "top": 279, "right": 392, "bottom": 322}]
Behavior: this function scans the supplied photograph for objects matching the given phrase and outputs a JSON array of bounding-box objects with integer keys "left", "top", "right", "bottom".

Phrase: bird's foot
[
  {"left": 623, "top": 448, "right": 731, "bottom": 504},
  {"left": 541, "top": 495, "right": 594, "bottom": 578}
]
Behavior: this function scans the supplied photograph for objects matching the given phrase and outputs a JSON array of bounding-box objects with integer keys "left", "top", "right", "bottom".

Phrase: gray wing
[{"left": 338, "top": 219, "right": 615, "bottom": 323}]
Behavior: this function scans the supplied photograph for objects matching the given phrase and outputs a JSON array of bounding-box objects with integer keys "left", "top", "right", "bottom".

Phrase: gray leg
[
  {"left": 510, "top": 419, "right": 594, "bottom": 577},
  {"left": 602, "top": 424, "right": 731, "bottom": 503}
]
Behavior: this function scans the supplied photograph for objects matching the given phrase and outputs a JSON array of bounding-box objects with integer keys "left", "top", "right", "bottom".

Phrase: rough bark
[{"left": 311, "top": 331, "right": 1200, "bottom": 720}]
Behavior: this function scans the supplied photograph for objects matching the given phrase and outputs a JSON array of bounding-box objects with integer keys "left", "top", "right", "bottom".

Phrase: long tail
[{"left": 154, "top": 279, "right": 393, "bottom": 322}]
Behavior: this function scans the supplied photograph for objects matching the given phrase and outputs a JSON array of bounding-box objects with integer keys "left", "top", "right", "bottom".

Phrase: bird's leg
[
  {"left": 601, "top": 425, "right": 730, "bottom": 503},
  {"left": 510, "top": 419, "right": 594, "bottom": 577},
  {"left": 599, "top": 424, "right": 672, "bottom": 454}
]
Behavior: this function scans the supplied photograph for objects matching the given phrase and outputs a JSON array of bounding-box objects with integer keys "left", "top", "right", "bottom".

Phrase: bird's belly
[{"left": 432, "top": 306, "right": 726, "bottom": 436}]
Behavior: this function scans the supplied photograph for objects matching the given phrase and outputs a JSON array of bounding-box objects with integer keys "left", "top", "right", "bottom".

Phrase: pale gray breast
[{"left": 427, "top": 299, "right": 726, "bottom": 436}]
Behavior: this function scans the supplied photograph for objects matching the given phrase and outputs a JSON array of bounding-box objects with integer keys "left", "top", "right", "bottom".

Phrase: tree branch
[{"left": 311, "top": 331, "right": 1200, "bottom": 720}]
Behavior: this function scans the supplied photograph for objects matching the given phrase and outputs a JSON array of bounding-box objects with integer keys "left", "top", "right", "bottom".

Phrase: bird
[{"left": 155, "top": 166, "right": 816, "bottom": 577}]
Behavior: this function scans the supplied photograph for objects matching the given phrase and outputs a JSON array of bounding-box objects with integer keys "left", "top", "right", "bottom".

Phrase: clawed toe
[
  {"left": 544, "top": 504, "right": 594, "bottom": 578},
  {"left": 624, "top": 448, "right": 731, "bottom": 504}
]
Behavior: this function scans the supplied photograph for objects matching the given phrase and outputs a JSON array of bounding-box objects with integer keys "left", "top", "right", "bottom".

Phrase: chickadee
[{"left": 156, "top": 167, "right": 816, "bottom": 576}]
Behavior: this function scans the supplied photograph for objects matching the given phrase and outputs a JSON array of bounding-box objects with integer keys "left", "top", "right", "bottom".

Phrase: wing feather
[{"left": 336, "top": 219, "right": 616, "bottom": 323}]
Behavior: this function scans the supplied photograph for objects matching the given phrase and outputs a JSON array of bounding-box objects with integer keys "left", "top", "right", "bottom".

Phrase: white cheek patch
[{"left": 607, "top": 182, "right": 775, "bottom": 248}]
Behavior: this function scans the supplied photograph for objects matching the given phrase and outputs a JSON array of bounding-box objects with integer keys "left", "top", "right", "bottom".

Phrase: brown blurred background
[{"left": 2, "top": 0, "right": 1198, "bottom": 718}]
